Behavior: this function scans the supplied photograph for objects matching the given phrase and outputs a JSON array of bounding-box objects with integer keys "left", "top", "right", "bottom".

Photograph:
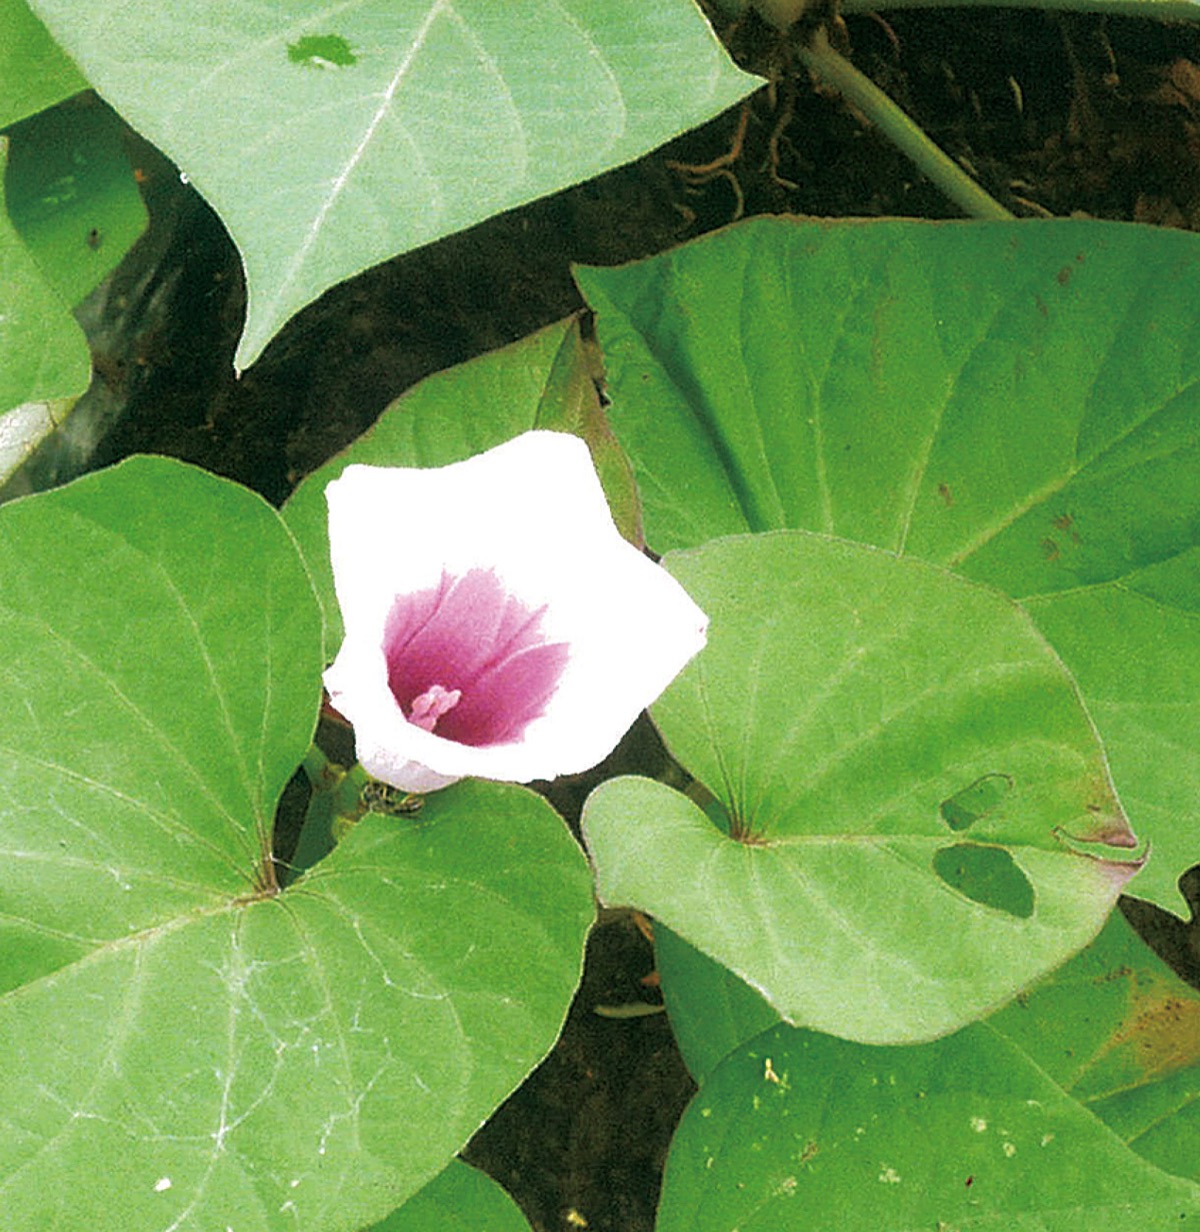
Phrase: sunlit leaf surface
[
  {"left": 584, "top": 530, "right": 1141, "bottom": 1043},
  {"left": 576, "top": 217, "right": 1200, "bottom": 913},
  {"left": 0, "top": 458, "right": 593, "bottom": 1232},
  {"left": 28, "top": 0, "right": 758, "bottom": 368}
]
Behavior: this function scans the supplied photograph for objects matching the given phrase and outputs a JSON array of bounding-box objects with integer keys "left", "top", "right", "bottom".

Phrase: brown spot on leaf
[
  {"left": 1052, "top": 512, "right": 1081, "bottom": 543},
  {"left": 1105, "top": 995, "right": 1200, "bottom": 1085},
  {"left": 1093, "top": 964, "right": 1135, "bottom": 986},
  {"left": 938, "top": 482, "right": 953, "bottom": 507}
]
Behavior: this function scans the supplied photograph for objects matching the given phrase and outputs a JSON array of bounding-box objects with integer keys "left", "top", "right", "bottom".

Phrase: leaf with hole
[
  {"left": 576, "top": 215, "right": 1200, "bottom": 914},
  {"left": 583, "top": 530, "right": 1142, "bottom": 1043},
  {"left": 28, "top": 0, "right": 759, "bottom": 368}
]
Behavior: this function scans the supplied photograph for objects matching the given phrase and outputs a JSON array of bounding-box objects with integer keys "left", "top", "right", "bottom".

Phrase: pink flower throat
[{"left": 383, "top": 568, "right": 569, "bottom": 747}]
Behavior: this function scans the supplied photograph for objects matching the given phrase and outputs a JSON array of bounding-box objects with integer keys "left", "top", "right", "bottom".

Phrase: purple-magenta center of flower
[{"left": 383, "top": 568, "right": 570, "bottom": 747}]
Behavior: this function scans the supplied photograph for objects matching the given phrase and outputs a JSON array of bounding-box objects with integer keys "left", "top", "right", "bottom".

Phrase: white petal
[{"left": 323, "top": 431, "right": 707, "bottom": 791}]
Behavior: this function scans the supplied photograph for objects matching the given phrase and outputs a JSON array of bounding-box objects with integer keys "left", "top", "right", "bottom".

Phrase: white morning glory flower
[{"left": 322, "top": 430, "right": 708, "bottom": 792}]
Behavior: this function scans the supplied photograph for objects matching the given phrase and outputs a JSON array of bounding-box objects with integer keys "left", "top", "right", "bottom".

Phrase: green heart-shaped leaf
[
  {"left": 28, "top": 0, "right": 758, "bottom": 368},
  {"left": 0, "top": 458, "right": 593, "bottom": 1231},
  {"left": 583, "top": 530, "right": 1141, "bottom": 1043},
  {"left": 575, "top": 216, "right": 1200, "bottom": 913}
]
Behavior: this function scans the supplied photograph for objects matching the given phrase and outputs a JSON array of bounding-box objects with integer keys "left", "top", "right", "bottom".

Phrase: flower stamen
[
  {"left": 383, "top": 568, "right": 569, "bottom": 747},
  {"left": 407, "top": 683, "right": 462, "bottom": 733}
]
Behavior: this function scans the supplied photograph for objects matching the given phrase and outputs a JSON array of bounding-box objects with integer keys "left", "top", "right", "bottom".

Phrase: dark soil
[{"left": 13, "top": 8, "right": 1200, "bottom": 1231}]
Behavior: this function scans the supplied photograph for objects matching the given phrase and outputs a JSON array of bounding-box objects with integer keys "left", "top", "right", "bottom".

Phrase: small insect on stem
[{"left": 360, "top": 779, "right": 423, "bottom": 816}]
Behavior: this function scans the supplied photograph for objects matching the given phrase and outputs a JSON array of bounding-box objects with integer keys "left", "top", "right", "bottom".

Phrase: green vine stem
[
  {"left": 288, "top": 746, "right": 375, "bottom": 881},
  {"left": 796, "top": 28, "right": 1016, "bottom": 221}
]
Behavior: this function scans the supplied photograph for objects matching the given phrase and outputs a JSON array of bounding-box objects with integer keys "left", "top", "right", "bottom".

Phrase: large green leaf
[
  {"left": 583, "top": 530, "right": 1142, "bottom": 1043},
  {"left": 655, "top": 1018, "right": 1200, "bottom": 1232},
  {"left": 0, "top": 458, "right": 594, "bottom": 1231},
  {"left": 659, "top": 904, "right": 1200, "bottom": 1186},
  {"left": 28, "top": 0, "right": 758, "bottom": 370},
  {"left": 655, "top": 911, "right": 1200, "bottom": 1228},
  {"left": 575, "top": 216, "right": 1200, "bottom": 913},
  {"left": 368, "top": 1160, "right": 531, "bottom": 1232},
  {"left": 5, "top": 95, "right": 148, "bottom": 306},
  {"left": 283, "top": 315, "right": 639, "bottom": 653},
  {"left": 0, "top": 0, "right": 85, "bottom": 128},
  {"left": 0, "top": 135, "right": 90, "bottom": 413},
  {"left": 0, "top": 457, "right": 319, "bottom": 988},
  {"left": 988, "top": 910, "right": 1200, "bottom": 1185}
]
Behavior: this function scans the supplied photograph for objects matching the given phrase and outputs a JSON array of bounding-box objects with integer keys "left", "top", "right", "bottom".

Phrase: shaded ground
[{"left": 15, "top": 9, "right": 1200, "bottom": 1231}]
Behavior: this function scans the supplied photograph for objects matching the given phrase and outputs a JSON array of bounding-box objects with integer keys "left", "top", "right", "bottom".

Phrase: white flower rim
[{"left": 323, "top": 430, "right": 708, "bottom": 792}]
